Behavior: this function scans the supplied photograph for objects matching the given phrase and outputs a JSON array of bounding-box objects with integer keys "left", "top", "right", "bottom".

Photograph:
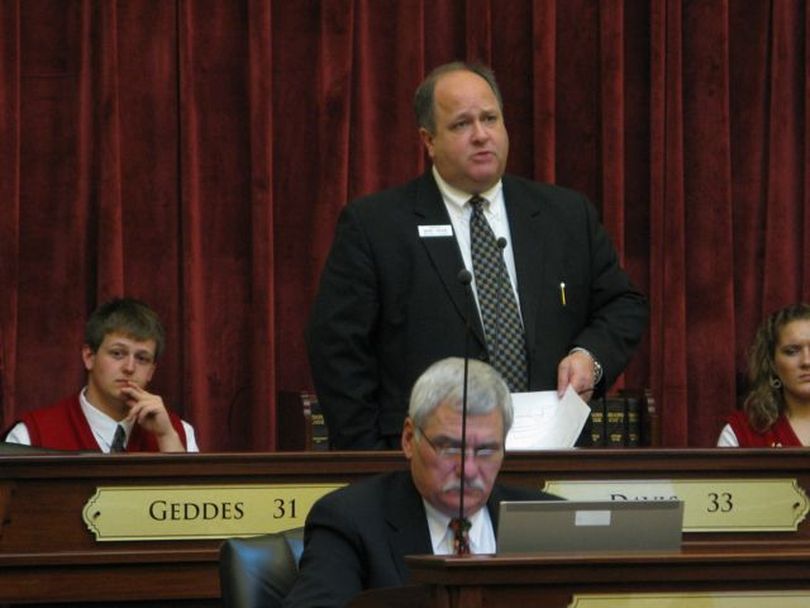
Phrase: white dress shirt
[
  {"left": 432, "top": 166, "right": 523, "bottom": 320},
  {"left": 716, "top": 424, "right": 739, "bottom": 447}
]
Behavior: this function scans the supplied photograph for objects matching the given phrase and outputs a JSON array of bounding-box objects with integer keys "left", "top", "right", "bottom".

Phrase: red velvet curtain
[{"left": 1, "top": 0, "right": 808, "bottom": 450}]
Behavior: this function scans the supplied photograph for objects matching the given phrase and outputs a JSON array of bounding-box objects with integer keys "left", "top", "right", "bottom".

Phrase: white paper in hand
[{"left": 505, "top": 385, "right": 591, "bottom": 450}]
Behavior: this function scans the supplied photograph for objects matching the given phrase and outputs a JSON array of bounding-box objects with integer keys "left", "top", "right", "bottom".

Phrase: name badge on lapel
[{"left": 418, "top": 225, "right": 453, "bottom": 238}]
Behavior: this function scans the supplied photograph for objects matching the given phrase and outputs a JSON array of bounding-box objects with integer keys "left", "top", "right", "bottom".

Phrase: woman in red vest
[{"left": 718, "top": 303, "right": 810, "bottom": 447}]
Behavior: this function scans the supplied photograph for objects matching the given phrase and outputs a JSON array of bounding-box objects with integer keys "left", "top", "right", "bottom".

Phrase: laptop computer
[{"left": 496, "top": 499, "right": 684, "bottom": 554}]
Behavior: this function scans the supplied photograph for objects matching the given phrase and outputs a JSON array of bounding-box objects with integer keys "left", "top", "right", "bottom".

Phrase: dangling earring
[{"left": 770, "top": 375, "right": 783, "bottom": 390}]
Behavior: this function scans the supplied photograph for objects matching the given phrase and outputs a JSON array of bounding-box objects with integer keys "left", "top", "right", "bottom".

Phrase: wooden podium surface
[
  {"left": 396, "top": 547, "right": 810, "bottom": 608},
  {"left": 2, "top": 448, "right": 810, "bottom": 605}
]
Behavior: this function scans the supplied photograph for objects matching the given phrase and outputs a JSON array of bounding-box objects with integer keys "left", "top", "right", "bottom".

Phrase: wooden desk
[
  {"left": 0, "top": 451, "right": 406, "bottom": 606},
  {"left": 1, "top": 449, "right": 809, "bottom": 605},
  {"left": 398, "top": 546, "right": 810, "bottom": 608}
]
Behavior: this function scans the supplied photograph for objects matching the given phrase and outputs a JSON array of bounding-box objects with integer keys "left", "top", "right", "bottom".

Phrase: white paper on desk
[{"left": 504, "top": 386, "right": 591, "bottom": 450}]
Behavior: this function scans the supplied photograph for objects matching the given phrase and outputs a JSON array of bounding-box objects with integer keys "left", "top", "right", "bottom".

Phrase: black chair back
[{"left": 219, "top": 527, "right": 305, "bottom": 608}]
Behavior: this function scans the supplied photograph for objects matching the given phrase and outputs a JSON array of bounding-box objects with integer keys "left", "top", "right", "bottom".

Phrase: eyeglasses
[{"left": 416, "top": 427, "right": 503, "bottom": 461}]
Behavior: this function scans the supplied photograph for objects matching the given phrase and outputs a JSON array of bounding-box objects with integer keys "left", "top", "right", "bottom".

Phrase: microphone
[{"left": 455, "top": 268, "right": 473, "bottom": 554}]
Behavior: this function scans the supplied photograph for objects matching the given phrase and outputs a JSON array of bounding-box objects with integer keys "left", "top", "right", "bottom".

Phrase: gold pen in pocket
[{"left": 559, "top": 282, "right": 567, "bottom": 306}]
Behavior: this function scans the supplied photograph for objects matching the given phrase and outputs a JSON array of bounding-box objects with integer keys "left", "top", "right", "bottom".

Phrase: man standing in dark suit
[
  {"left": 283, "top": 358, "right": 557, "bottom": 608},
  {"left": 306, "top": 61, "right": 648, "bottom": 449}
]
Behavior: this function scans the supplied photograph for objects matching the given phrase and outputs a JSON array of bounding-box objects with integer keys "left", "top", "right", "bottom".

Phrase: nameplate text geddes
[{"left": 82, "top": 483, "right": 345, "bottom": 541}]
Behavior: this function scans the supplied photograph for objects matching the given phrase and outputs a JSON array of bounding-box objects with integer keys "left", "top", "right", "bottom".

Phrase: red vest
[
  {"left": 15, "top": 394, "right": 188, "bottom": 452},
  {"left": 726, "top": 410, "right": 801, "bottom": 447}
]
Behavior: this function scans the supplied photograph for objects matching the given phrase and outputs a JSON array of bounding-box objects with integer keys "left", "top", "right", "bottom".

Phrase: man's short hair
[
  {"left": 84, "top": 297, "right": 166, "bottom": 359},
  {"left": 408, "top": 357, "right": 513, "bottom": 436},
  {"left": 413, "top": 61, "right": 504, "bottom": 134}
]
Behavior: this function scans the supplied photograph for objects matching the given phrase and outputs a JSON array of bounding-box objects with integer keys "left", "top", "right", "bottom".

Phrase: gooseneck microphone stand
[{"left": 455, "top": 268, "right": 474, "bottom": 555}]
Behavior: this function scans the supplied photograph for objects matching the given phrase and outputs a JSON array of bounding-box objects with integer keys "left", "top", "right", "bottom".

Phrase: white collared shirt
[
  {"left": 432, "top": 166, "right": 523, "bottom": 316},
  {"left": 423, "top": 498, "right": 497, "bottom": 555},
  {"left": 78, "top": 387, "right": 135, "bottom": 452},
  {"left": 716, "top": 424, "right": 739, "bottom": 447}
]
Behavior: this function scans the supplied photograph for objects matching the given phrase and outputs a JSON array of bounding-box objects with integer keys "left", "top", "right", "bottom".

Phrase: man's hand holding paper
[{"left": 505, "top": 385, "right": 591, "bottom": 450}]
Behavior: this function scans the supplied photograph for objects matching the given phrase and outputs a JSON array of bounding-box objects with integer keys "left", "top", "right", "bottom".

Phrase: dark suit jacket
[
  {"left": 282, "top": 470, "right": 556, "bottom": 608},
  {"left": 306, "top": 171, "right": 649, "bottom": 448}
]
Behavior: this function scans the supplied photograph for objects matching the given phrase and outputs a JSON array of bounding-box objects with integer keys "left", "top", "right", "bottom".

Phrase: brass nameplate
[
  {"left": 82, "top": 483, "right": 345, "bottom": 541},
  {"left": 570, "top": 591, "right": 810, "bottom": 607},
  {"left": 545, "top": 479, "right": 809, "bottom": 532}
]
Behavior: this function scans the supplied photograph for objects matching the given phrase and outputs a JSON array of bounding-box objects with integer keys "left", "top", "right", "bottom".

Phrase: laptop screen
[{"left": 496, "top": 499, "right": 684, "bottom": 554}]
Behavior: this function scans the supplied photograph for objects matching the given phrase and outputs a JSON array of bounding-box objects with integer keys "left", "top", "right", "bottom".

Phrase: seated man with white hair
[{"left": 283, "top": 357, "right": 559, "bottom": 608}]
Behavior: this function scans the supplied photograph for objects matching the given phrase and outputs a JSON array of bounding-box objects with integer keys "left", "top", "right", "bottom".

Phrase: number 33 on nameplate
[{"left": 543, "top": 479, "right": 809, "bottom": 533}]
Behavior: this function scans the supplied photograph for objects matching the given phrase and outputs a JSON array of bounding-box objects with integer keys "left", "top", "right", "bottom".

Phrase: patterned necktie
[
  {"left": 110, "top": 425, "right": 127, "bottom": 453},
  {"left": 449, "top": 516, "right": 471, "bottom": 555},
  {"left": 469, "top": 196, "right": 528, "bottom": 391}
]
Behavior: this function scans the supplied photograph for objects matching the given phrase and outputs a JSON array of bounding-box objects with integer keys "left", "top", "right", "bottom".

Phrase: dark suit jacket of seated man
[
  {"left": 306, "top": 61, "right": 649, "bottom": 449},
  {"left": 282, "top": 357, "right": 559, "bottom": 608}
]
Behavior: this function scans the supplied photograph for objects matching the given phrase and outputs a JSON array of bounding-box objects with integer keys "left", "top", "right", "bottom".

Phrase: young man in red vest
[{"left": 3, "top": 298, "right": 197, "bottom": 452}]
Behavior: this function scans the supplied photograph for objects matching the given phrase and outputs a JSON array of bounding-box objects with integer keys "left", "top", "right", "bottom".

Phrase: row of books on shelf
[
  {"left": 278, "top": 387, "right": 659, "bottom": 451},
  {"left": 588, "top": 389, "right": 658, "bottom": 448}
]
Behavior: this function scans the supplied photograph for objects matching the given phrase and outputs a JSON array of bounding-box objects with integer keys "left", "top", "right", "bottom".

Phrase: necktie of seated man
[
  {"left": 469, "top": 196, "right": 528, "bottom": 392},
  {"left": 449, "top": 517, "right": 471, "bottom": 555},
  {"left": 110, "top": 425, "right": 127, "bottom": 453}
]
